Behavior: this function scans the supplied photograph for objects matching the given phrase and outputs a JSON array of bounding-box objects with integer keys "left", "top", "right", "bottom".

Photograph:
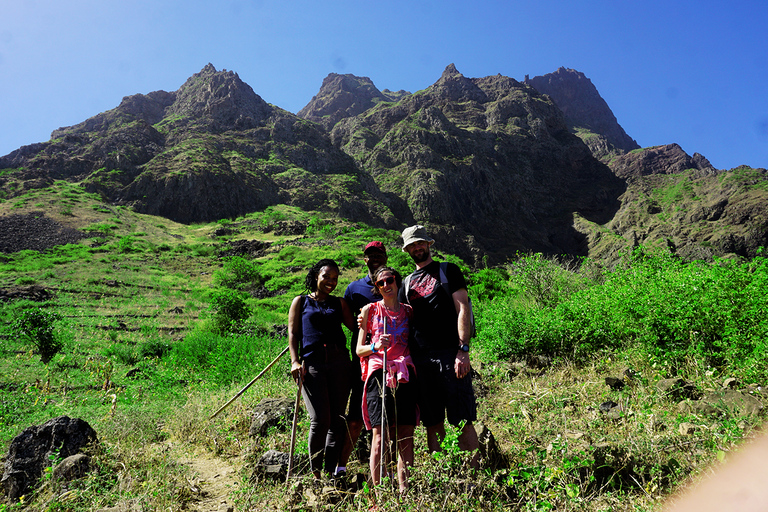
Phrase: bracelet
[{"left": 370, "top": 340, "right": 378, "bottom": 354}]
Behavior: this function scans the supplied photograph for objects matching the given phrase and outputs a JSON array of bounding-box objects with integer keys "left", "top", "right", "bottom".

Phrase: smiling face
[
  {"left": 315, "top": 265, "right": 339, "bottom": 296},
  {"left": 364, "top": 249, "right": 387, "bottom": 275},
  {"left": 405, "top": 240, "right": 431, "bottom": 264},
  {"left": 374, "top": 270, "right": 398, "bottom": 298}
]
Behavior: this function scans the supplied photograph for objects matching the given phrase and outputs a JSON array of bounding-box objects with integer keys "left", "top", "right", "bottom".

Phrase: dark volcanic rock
[
  {"left": 298, "top": 73, "right": 410, "bottom": 131},
  {"left": 608, "top": 144, "right": 717, "bottom": 179},
  {"left": 0, "top": 212, "right": 99, "bottom": 253},
  {"left": 525, "top": 68, "right": 639, "bottom": 158},
  {"left": 1, "top": 416, "right": 98, "bottom": 500},
  {"left": 332, "top": 64, "right": 626, "bottom": 263}
]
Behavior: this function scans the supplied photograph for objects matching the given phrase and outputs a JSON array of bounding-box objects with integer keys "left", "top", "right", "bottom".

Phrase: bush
[
  {"left": 209, "top": 288, "right": 251, "bottom": 333},
  {"left": 214, "top": 256, "right": 262, "bottom": 289},
  {"left": 475, "top": 248, "right": 768, "bottom": 380},
  {"left": 12, "top": 308, "right": 63, "bottom": 363}
]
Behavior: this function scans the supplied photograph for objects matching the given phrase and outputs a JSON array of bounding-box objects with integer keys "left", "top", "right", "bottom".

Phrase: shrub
[
  {"left": 209, "top": 288, "right": 251, "bottom": 332},
  {"left": 12, "top": 308, "right": 63, "bottom": 363},
  {"left": 214, "top": 256, "right": 262, "bottom": 289}
]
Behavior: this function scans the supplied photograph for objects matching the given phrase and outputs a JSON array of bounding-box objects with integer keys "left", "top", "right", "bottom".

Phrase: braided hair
[{"left": 304, "top": 258, "right": 340, "bottom": 293}]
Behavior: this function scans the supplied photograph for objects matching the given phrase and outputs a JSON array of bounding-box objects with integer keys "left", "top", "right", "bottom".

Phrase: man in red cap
[{"left": 336, "top": 240, "right": 388, "bottom": 478}]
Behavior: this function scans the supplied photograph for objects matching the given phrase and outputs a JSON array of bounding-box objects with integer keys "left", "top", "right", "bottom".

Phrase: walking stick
[
  {"left": 209, "top": 345, "right": 289, "bottom": 419},
  {"left": 286, "top": 364, "right": 304, "bottom": 483},
  {"left": 379, "top": 318, "right": 388, "bottom": 485}
]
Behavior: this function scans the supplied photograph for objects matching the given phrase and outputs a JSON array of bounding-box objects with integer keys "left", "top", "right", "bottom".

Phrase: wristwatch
[{"left": 459, "top": 344, "right": 470, "bottom": 353}]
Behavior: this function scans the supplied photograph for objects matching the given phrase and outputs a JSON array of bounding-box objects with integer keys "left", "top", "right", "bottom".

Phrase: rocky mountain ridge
[{"left": 1, "top": 63, "right": 766, "bottom": 264}]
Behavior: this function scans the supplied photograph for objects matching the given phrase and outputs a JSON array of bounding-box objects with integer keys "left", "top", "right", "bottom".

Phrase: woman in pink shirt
[{"left": 356, "top": 266, "right": 417, "bottom": 493}]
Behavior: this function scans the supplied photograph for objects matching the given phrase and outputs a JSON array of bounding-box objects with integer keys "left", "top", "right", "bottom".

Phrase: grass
[{"left": 1, "top": 191, "right": 767, "bottom": 510}]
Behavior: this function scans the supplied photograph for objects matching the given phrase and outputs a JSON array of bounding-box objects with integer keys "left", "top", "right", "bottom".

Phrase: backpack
[{"left": 402, "top": 261, "right": 476, "bottom": 338}]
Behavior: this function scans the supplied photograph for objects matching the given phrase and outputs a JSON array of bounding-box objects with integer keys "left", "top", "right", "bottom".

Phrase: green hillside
[{"left": 2, "top": 187, "right": 768, "bottom": 511}]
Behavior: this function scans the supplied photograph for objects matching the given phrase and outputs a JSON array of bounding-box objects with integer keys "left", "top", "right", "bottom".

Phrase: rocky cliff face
[
  {"left": 330, "top": 64, "right": 626, "bottom": 263},
  {"left": 2, "top": 63, "right": 766, "bottom": 264},
  {"left": 0, "top": 64, "right": 396, "bottom": 227},
  {"left": 525, "top": 68, "right": 639, "bottom": 160},
  {"left": 297, "top": 73, "right": 409, "bottom": 131}
]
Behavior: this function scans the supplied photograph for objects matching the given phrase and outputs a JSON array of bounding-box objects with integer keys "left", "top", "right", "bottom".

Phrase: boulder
[
  {"left": 1, "top": 416, "right": 97, "bottom": 500},
  {"left": 249, "top": 397, "right": 296, "bottom": 438}
]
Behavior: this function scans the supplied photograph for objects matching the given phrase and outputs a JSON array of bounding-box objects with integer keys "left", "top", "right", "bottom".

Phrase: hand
[
  {"left": 357, "top": 312, "right": 364, "bottom": 329},
  {"left": 290, "top": 360, "right": 305, "bottom": 381},
  {"left": 454, "top": 351, "right": 471, "bottom": 379},
  {"left": 377, "top": 334, "right": 391, "bottom": 350}
]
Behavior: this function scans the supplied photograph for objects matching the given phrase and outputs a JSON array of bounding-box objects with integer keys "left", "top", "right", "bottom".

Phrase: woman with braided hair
[{"left": 288, "top": 259, "right": 356, "bottom": 479}]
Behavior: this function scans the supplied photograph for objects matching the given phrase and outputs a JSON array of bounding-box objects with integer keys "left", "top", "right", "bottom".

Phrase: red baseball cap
[{"left": 363, "top": 241, "right": 387, "bottom": 255}]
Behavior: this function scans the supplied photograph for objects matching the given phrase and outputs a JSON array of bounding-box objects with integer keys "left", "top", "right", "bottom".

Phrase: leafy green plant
[
  {"left": 12, "top": 308, "right": 63, "bottom": 363},
  {"left": 209, "top": 288, "right": 251, "bottom": 332},
  {"left": 214, "top": 256, "right": 262, "bottom": 289}
]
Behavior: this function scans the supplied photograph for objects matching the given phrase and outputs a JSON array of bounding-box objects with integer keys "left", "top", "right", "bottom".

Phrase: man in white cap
[{"left": 399, "top": 225, "right": 479, "bottom": 468}]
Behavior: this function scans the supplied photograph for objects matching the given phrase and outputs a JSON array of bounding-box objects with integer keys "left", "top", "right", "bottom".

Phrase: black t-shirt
[{"left": 400, "top": 260, "right": 467, "bottom": 354}]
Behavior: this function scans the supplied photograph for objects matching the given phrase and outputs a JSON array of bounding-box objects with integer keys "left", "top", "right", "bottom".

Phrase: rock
[
  {"left": 599, "top": 400, "right": 619, "bottom": 413},
  {"left": 678, "top": 389, "right": 764, "bottom": 418},
  {"left": 1, "top": 416, "right": 98, "bottom": 500},
  {"left": 52, "top": 453, "right": 91, "bottom": 481},
  {"left": 252, "top": 449, "right": 311, "bottom": 483},
  {"left": 605, "top": 376, "right": 625, "bottom": 390},
  {"left": 476, "top": 422, "right": 506, "bottom": 469},
  {"left": 656, "top": 378, "right": 701, "bottom": 401},
  {"left": 249, "top": 397, "right": 296, "bottom": 437}
]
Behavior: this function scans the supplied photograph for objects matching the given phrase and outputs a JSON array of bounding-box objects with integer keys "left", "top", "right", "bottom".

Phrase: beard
[{"left": 410, "top": 246, "right": 430, "bottom": 263}]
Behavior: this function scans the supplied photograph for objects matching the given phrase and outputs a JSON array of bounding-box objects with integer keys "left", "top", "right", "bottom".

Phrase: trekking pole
[
  {"left": 209, "top": 345, "right": 289, "bottom": 419},
  {"left": 379, "top": 318, "right": 387, "bottom": 485},
  {"left": 286, "top": 363, "right": 304, "bottom": 483}
]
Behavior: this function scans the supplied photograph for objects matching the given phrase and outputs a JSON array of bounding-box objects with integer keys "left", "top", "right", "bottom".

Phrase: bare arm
[
  {"left": 355, "top": 304, "right": 371, "bottom": 358},
  {"left": 340, "top": 297, "right": 356, "bottom": 332},
  {"left": 452, "top": 288, "right": 471, "bottom": 379},
  {"left": 287, "top": 296, "right": 304, "bottom": 380}
]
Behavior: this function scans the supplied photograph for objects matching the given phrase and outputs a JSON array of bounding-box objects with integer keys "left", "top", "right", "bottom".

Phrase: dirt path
[{"left": 178, "top": 451, "right": 242, "bottom": 512}]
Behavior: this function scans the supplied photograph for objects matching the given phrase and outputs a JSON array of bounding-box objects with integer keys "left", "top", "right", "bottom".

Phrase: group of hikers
[{"left": 287, "top": 225, "right": 479, "bottom": 493}]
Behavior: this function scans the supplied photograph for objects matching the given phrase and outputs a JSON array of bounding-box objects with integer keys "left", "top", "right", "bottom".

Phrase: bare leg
[
  {"left": 394, "top": 425, "right": 415, "bottom": 492},
  {"left": 458, "top": 422, "right": 480, "bottom": 470},
  {"left": 369, "top": 426, "right": 390, "bottom": 487},
  {"left": 426, "top": 423, "right": 447, "bottom": 453},
  {"left": 339, "top": 419, "right": 364, "bottom": 468}
]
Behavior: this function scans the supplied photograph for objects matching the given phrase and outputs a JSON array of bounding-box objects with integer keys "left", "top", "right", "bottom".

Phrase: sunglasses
[{"left": 375, "top": 276, "right": 395, "bottom": 288}]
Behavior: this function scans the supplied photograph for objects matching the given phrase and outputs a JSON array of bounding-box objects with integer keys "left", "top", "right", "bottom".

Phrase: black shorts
[
  {"left": 347, "top": 357, "right": 364, "bottom": 422},
  {"left": 365, "top": 369, "right": 418, "bottom": 428},
  {"left": 413, "top": 349, "right": 477, "bottom": 428}
]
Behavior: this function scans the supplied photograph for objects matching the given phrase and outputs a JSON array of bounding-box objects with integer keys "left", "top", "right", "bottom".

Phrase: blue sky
[{"left": 1, "top": 0, "right": 766, "bottom": 170}]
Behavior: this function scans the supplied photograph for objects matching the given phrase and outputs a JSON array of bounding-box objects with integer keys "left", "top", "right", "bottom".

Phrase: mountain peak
[
  {"left": 441, "top": 63, "right": 462, "bottom": 79},
  {"left": 166, "top": 64, "right": 270, "bottom": 132},
  {"left": 525, "top": 68, "right": 639, "bottom": 156},
  {"left": 433, "top": 64, "right": 487, "bottom": 103}
]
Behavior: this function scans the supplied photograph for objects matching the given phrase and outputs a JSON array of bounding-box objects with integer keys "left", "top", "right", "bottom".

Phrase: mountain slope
[
  {"left": 525, "top": 67, "right": 640, "bottom": 160},
  {"left": 330, "top": 64, "right": 626, "bottom": 263},
  {"left": 0, "top": 65, "right": 396, "bottom": 227}
]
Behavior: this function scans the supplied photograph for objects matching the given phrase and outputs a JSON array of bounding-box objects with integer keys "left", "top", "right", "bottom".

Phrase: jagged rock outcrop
[
  {"left": 2, "top": 62, "right": 766, "bottom": 265},
  {"left": 331, "top": 64, "right": 626, "bottom": 263},
  {"left": 297, "top": 73, "right": 409, "bottom": 131},
  {"left": 525, "top": 68, "right": 639, "bottom": 160},
  {"left": 607, "top": 144, "right": 716, "bottom": 179},
  {"left": 0, "top": 64, "right": 397, "bottom": 227}
]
